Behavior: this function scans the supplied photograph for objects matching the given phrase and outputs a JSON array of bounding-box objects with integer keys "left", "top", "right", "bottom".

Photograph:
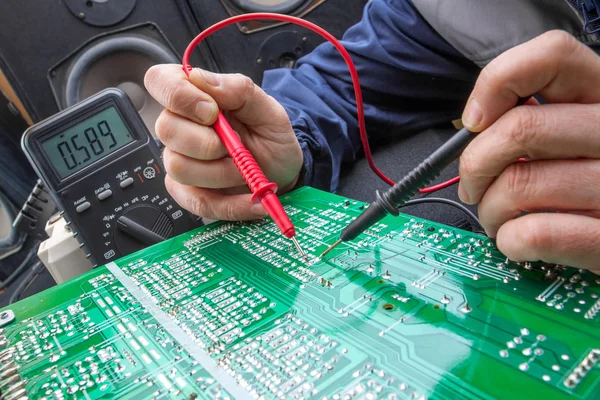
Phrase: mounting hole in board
[
  {"left": 382, "top": 303, "right": 394, "bottom": 311},
  {"left": 434, "top": 304, "right": 440, "bottom": 309}
]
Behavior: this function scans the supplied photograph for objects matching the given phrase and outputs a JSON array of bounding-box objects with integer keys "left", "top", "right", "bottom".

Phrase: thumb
[{"left": 188, "top": 68, "right": 287, "bottom": 127}]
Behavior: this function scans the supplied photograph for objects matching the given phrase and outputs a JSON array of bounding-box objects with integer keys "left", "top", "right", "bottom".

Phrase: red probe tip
[
  {"left": 259, "top": 192, "right": 309, "bottom": 261},
  {"left": 260, "top": 192, "right": 295, "bottom": 238}
]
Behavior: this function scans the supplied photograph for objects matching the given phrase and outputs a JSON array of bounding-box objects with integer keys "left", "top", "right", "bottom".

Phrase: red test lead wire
[
  {"left": 181, "top": 13, "right": 461, "bottom": 197},
  {"left": 183, "top": 12, "right": 394, "bottom": 186}
]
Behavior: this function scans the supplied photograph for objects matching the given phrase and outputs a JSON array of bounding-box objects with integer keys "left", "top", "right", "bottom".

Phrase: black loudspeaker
[
  {"left": 183, "top": 0, "right": 368, "bottom": 84},
  {"left": 48, "top": 23, "right": 180, "bottom": 137},
  {"left": 0, "top": 0, "right": 217, "bottom": 126}
]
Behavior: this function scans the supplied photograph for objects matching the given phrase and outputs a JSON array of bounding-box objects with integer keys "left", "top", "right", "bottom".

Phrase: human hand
[
  {"left": 459, "top": 30, "right": 600, "bottom": 272},
  {"left": 144, "top": 65, "right": 302, "bottom": 221}
]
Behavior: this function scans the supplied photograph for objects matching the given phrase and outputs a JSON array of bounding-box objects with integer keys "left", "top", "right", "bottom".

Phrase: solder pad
[{"left": 0, "top": 187, "right": 598, "bottom": 399}]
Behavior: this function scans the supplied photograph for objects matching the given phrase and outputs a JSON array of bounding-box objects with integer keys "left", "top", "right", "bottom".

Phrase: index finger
[
  {"left": 461, "top": 30, "right": 600, "bottom": 132},
  {"left": 187, "top": 68, "right": 291, "bottom": 129},
  {"left": 459, "top": 102, "right": 600, "bottom": 204},
  {"left": 144, "top": 64, "right": 219, "bottom": 125}
]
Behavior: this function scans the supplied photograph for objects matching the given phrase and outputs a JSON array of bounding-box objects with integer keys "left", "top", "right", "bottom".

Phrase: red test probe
[{"left": 181, "top": 16, "right": 309, "bottom": 261}]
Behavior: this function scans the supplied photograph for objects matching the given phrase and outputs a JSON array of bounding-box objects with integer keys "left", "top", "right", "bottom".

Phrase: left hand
[{"left": 458, "top": 30, "right": 600, "bottom": 272}]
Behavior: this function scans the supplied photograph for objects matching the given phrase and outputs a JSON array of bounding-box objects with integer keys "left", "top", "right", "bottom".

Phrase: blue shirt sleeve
[{"left": 261, "top": 0, "right": 480, "bottom": 193}]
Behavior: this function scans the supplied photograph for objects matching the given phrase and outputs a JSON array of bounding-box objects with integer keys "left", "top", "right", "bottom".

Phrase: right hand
[{"left": 144, "top": 65, "right": 303, "bottom": 221}]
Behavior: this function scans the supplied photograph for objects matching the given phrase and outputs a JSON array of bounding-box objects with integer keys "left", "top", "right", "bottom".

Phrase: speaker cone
[
  {"left": 229, "top": 0, "right": 307, "bottom": 13},
  {"left": 218, "top": 0, "right": 326, "bottom": 34}
]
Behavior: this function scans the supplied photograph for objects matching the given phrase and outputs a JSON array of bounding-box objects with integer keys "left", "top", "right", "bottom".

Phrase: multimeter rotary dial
[{"left": 114, "top": 205, "right": 173, "bottom": 255}]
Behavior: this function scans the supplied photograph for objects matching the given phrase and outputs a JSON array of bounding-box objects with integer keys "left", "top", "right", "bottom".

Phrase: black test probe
[
  {"left": 320, "top": 97, "right": 531, "bottom": 258},
  {"left": 320, "top": 126, "right": 475, "bottom": 257}
]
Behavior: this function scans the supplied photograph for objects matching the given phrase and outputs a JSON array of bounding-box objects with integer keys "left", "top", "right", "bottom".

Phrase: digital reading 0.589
[{"left": 40, "top": 106, "right": 134, "bottom": 179}]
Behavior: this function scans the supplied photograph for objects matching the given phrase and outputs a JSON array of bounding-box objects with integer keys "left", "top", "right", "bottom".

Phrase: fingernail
[
  {"left": 195, "top": 101, "right": 217, "bottom": 123},
  {"left": 462, "top": 98, "right": 482, "bottom": 130},
  {"left": 458, "top": 182, "right": 471, "bottom": 204},
  {"left": 200, "top": 69, "right": 220, "bottom": 86},
  {"left": 251, "top": 204, "right": 268, "bottom": 217}
]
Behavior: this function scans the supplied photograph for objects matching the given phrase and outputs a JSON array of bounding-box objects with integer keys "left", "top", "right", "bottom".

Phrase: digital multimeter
[{"left": 22, "top": 88, "right": 202, "bottom": 267}]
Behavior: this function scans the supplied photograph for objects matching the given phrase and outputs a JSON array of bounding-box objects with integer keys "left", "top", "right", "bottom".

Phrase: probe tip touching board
[{"left": 1, "top": 187, "right": 598, "bottom": 399}]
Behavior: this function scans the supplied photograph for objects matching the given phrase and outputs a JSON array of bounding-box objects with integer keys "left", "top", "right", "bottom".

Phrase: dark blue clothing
[{"left": 261, "top": 0, "right": 480, "bottom": 193}]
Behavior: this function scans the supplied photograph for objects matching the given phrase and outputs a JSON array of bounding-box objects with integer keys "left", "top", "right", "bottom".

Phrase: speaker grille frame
[{"left": 229, "top": 0, "right": 307, "bottom": 14}]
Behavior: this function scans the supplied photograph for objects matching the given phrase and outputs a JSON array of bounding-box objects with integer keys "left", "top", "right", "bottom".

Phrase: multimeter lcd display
[{"left": 40, "top": 106, "right": 134, "bottom": 179}]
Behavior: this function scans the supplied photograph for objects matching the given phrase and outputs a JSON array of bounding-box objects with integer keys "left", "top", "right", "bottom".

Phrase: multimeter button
[
  {"left": 143, "top": 167, "right": 156, "bottom": 180},
  {"left": 97, "top": 189, "right": 113, "bottom": 201},
  {"left": 76, "top": 202, "right": 91, "bottom": 213},
  {"left": 120, "top": 177, "right": 134, "bottom": 188}
]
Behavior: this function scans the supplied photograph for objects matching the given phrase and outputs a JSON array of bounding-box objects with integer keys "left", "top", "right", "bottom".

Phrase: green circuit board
[{"left": 1, "top": 186, "right": 599, "bottom": 400}]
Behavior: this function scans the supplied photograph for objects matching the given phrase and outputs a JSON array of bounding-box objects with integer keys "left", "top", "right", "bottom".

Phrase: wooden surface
[{"left": 0, "top": 68, "right": 33, "bottom": 125}]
